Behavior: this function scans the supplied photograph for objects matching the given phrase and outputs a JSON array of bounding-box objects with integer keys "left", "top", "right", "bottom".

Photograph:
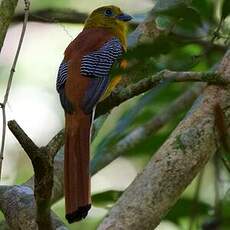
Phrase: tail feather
[{"left": 64, "top": 113, "right": 91, "bottom": 223}]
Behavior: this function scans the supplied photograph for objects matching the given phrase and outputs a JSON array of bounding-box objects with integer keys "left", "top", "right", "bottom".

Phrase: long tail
[{"left": 64, "top": 113, "right": 91, "bottom": 223}]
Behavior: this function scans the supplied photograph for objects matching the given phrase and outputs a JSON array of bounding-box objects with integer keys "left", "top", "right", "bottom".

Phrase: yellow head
[{"left": 84, "top": 5, "right": 132, "bottom": 49}]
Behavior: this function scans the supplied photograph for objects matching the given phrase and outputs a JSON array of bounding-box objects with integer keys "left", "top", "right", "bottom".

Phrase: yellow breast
[{"left": 99, "top": 59, "right": 128, "bottom": 101}]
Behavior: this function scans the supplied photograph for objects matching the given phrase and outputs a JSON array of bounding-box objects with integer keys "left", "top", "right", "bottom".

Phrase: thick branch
[
  {"left": 0, "top": 148, "right": 66, "bottom": 229},
  {"left": 0, "top": 185, "right": 67, "bottom": 230},
  {"left": 97, "top": 50, "right": 230, "bottom": 230},
  {"left": 7, "top": 120, "right": 58, "bottom": 230},
  {"left": 0, "top": 0, "right": 18, "bottom": 53}
]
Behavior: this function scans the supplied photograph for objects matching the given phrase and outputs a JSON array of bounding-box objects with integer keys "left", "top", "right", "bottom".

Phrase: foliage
[{"left": 92, "top": 190, "right": 123, "bottom": 208}]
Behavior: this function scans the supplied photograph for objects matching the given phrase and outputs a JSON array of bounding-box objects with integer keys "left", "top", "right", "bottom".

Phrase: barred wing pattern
[
  {"left": 80, "top": 37, "right": 123, "bottom": 77},
  {"left": 56, "top": 37, "right": 123, "bottom": 114},
  {"left": 56, "top": 61, "right": 68, "bottom": 93},
  {"left": 80, "top": 37, "right": 123, "bottom": 113}
]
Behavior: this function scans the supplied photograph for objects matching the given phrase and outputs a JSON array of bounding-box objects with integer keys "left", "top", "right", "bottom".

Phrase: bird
[{"left": 56, "top": 5, "right": 132, "bottom": 223}]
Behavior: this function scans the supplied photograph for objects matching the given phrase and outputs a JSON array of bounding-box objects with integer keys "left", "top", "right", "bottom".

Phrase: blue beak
[{"left": 116, "top": 13, "right": 132, "bottom": 22}]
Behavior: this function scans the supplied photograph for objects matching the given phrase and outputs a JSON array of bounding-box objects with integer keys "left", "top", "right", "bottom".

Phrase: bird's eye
[{"left": 104, "top": 9, "right": 113, "bottom": 16}]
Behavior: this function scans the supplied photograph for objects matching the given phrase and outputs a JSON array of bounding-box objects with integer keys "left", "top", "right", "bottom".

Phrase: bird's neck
[{"left": 109, "top": 26, "right": 127, "bottom": 51}]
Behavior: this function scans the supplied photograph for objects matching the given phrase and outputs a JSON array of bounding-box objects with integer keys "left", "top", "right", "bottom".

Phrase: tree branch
[
  {"left": 13, "top": 8, "right": 88, "bottom": 24},
  {"left": 46, "top": 129, "right": 64, "bottom": 158},
  {"left": 0, "top": 149, "right": 66, "bottom": 229},
  {"left": 0, "top": 0, "right": 18, "bottom": 53},
  {"left": 0, "top": 185, "right": 67, "bottom": 229},
  {"left": 46, "top": 71, "right": 218, "bottom": 155},
  {"left": 97, "top": 49, "right": 230, "bottom": 230},
  {"left": 8, "top": 120, "right": 39, "bottom": 158},
  {"left": 7, "top": 120, "right": 60, "bottom": 230},
  {"left": 95, "top": 70, "right": 223, "bottom": 117},
  {"left": 12, "top": 8, "right": 138, "bottom": 27}
]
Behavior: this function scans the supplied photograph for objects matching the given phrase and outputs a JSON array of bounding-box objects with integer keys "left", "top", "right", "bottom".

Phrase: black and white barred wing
[
  {"left": 80, "top": 37, "right": 123, "bottom": 113},
  {"left": 80, "top": 37, "right": 123, "bottom": 78},
  {"left": 56, "top": 61, "right": 68, "bottom": 93},
  {"left": 56, "top": 37, "right": 123, "bottom": 114}
]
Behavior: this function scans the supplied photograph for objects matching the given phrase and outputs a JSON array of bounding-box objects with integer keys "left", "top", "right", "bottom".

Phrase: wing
[
  {"left": 80, "top": 37, "right": 123, "bottom": 114},
  {"left": 56, "top": 37, "right": 123, "bottom": 114},
  {"left": 56, "top": 61, "right": 74, "bottom": 113}
]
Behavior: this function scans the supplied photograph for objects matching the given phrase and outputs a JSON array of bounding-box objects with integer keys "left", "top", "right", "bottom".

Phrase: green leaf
[
  {"left": 191, "top": 0, "right": 215, "bottom": 22},
  {"left": 221, "top": 0, "right": 230, "bottom": 20},
  {"left": 222, "top": 189, "right": 230, "bottom": 220},
  {"left": 165, "top": 198, "right": 210, "bottom": 224},
  {"left": 181, "top": 6, "right": 202, "bottom": 26},
  {"left": 124, "top": 34, "right": 174, "bottom": 60},
  {"left": 92, "top": 190, "right": 123, "bottom": 208},
  {"left": 155, "top": 4, "right": 202, "bottom": 27},
  {"left": 163, "top": 44, "right": 202, "bottom": 71}
]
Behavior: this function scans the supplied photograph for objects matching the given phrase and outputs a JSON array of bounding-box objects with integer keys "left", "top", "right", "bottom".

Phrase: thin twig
[
  {"left": 211, "top": 18, "right": 224, "bottom": 44},
  {"left": 0, "top": 0, "right": 30, "bottom": 179}
]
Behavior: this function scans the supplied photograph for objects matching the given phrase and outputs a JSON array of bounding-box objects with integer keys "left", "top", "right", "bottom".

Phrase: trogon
[{"left": 56, "top": 5, "right": 132, "bottom": 223}]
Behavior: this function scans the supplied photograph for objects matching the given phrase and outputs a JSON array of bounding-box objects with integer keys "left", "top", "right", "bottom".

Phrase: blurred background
[{"left": 0, "top": 0, "right": 229, "bottom": 229}]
